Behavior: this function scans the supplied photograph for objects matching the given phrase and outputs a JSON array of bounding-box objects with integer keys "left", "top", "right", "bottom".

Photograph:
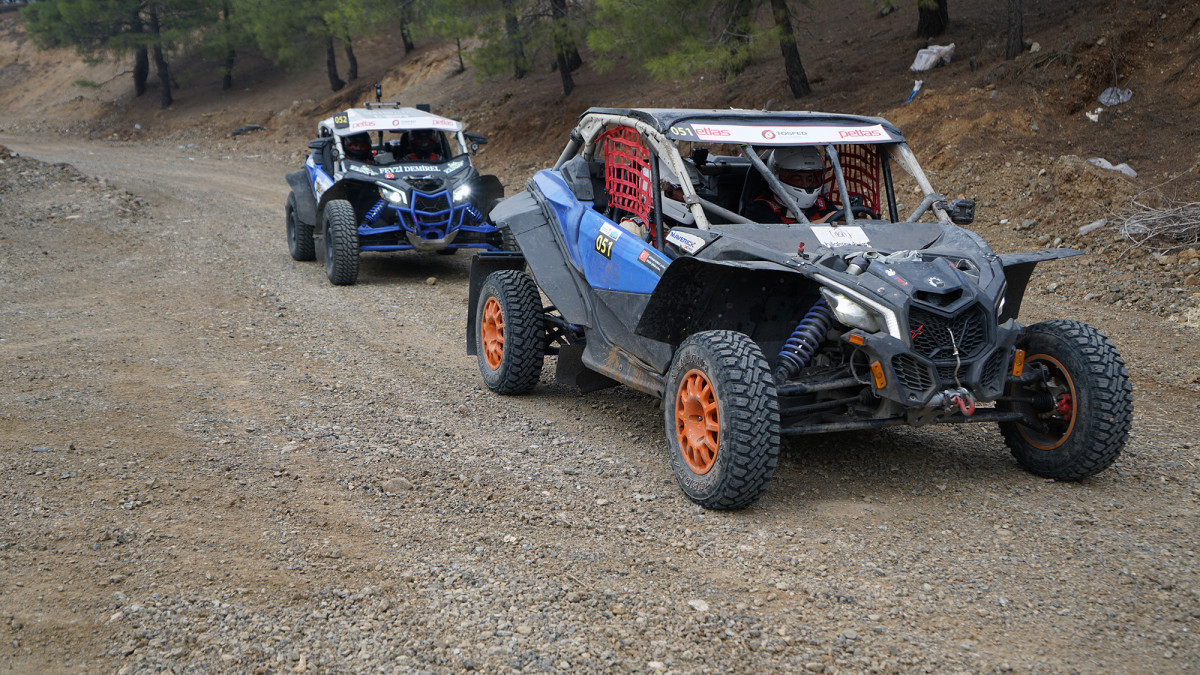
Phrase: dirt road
[{"left": 1, "top": 135, "right": 1198, "bottom": 674}]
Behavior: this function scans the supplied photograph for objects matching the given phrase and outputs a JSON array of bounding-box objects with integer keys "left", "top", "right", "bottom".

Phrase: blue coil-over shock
[
  {"left": 775, "top": 297, "right": 833, "bottom": 380},
  {"left": 362, "top": 198, "right": 386, "bottom": 226}
]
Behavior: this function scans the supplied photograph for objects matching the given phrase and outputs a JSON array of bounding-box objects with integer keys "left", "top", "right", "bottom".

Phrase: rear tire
[
  {"left": 323, "top": 199, "right": 359, "bottom": 285},
  {"left": 286, "top": 192, "right": 315, "bottom": 261},
  {"left": 664, "top": 330, "right": 780, "bottom": 510},
  {"left": 476, "top": 270, "right": 544, "bottom": 394},
  {"left": 998, "top": 320, "right": 1132, "bottom": 480}
]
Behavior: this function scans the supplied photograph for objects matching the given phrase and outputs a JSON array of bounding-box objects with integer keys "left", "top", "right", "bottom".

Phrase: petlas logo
[
  {"left": 839, "top": 128, "right": 884, "bottom": 139},
  {"left": 693, "top": 126, "right": 731, "bottom": 137}
]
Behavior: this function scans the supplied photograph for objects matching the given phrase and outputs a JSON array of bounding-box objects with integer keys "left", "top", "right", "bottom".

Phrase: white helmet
[{"left": 769, "top": 146, "right": 825, "bottom": 209}]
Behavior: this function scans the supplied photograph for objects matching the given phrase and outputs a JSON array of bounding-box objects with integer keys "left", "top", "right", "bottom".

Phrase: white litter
[
  {"left": 1087, "top": 157, "right": 1137, "bottom": 179},
  {"left": 910, "top": 44, "right": 956, "bottom": 71},
  {"left": 1099, "top": 87, "right": 1133, "bottom": 106},
  {"left": 1078, "top": 218, "right": 1108, "bottom": 235}
]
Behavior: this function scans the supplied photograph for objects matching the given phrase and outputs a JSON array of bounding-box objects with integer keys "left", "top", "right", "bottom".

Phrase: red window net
[
  {"left": 822, "top": 144, "right": 882, "bottom": 214},
  {"left": 598, "top": 126, "right": 652, "bottom": 225}
]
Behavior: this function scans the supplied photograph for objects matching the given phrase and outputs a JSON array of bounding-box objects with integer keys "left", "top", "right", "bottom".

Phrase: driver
[
  {"left": 745, "top": 146, "right": 837, "bottom": 224},
  {"left": 343, "top": 133, "right": 373, "bottom": 163},
  {"left": 404, "top": 129, "right": 444, "bottom": 162}
]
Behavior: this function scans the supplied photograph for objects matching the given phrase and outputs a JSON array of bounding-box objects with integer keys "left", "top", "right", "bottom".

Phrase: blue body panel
[{"left": 532, "top": 170, "right": 670, "bottom": 294}]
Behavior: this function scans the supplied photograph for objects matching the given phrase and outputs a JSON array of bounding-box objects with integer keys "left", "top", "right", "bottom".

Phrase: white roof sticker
[
  {"left": 326, "top": 107, "right": 462, "bottom": 135},
  {"left": 671, "top": 123, "right": 894, "bottom": 145}
]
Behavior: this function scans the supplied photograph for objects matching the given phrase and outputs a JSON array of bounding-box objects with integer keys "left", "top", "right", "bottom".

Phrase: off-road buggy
[
  {"left": 285, "top": 101, "right": 506, "bottom": 285},
  {"left": 468, "top": 107, "right": 1133, "bottom": 510}
]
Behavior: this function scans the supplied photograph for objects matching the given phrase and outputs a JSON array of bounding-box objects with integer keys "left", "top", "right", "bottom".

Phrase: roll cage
[{"left": 553, "top": 108, "right": 967, "bottom": 241}]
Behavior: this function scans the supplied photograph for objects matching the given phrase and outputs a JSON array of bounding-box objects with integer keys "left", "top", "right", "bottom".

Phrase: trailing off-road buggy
[
  {"left": 285, "top": 102, "right": 506, "bottom": 285},
  {"left": 468, "top": 107, "right": 1133, "bottom": 510}
]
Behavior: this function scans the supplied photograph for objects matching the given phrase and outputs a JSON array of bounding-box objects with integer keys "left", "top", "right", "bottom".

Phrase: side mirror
[
  {"left": 308, "top": 137, "right": 332, "bottom": 150},
  {"left": 465, "top": 132, "right": 488, "bottom": 154},
  {"left": 946, "top": 198, "right": 976, "bottom": 225}
]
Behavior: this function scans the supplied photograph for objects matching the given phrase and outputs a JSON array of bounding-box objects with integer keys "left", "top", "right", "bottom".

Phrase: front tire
[
  {"left": 476, "top": 270, "right": 544, "bottom": 394},
  {"left": 286, "top": 192, "right": 315, "bottom": 261},
  {"left": 323, "top": 199, "right": 359, "bottom": 285},
  {"left": 998, "top": 320, "right": 1132, "bottom": 480},
  {"left": 664, "top": 330, "right": 780, "bottom": 510}
]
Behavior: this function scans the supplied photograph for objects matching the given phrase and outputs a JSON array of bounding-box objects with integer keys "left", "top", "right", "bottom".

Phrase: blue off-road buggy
[
  {"left": 468, "top": 107, "right": 1132, "bottom": 510},
  {"left": 285, "top": 102, "right": 506, "bottom": 285}
]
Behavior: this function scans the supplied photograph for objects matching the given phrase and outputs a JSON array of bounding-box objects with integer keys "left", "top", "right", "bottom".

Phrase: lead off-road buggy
[
  {"left": 468, "top": 107, "right": 1133, "bottom": 510},
  {"left": 285, "top": 101, "right": 506, "bottom": 285}
]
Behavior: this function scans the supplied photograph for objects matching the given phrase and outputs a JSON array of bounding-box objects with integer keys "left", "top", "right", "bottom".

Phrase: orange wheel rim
[
  {"left": 1015, "top": 353, "right": 1077, "bottom": 451},
  {"left": 675, "top": 369, "right": 720, "bottom": 475},
  {"left": 481, "top": 297, "right": 505, "bottom": 370}
]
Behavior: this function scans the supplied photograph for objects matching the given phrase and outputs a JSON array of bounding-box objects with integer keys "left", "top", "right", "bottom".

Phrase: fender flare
[
  {"left": 998, "top": 248, "right": 1083, "bottom": 323},
  {"left": 285, "top": 170, "right": 317, "bottom": 227}
]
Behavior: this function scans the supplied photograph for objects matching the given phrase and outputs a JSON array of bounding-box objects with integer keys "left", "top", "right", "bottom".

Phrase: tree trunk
[
  {"left": 131, "top": 12, "right": 148, "bottom": 96},
  {"left": 1005, "top": 0, "right": 1024, "bottom": 60},
  {"left": 400, "top": 22, "right": 414, "bottom": 54},
  {"left": 134, "top": 46, "right": 149, "bottom": 96},
  {"left": 454, "top": 37, "right": 466, "bottom": 74},
  {"left": 148, "top": 7, "right": 172, "bottom": 108},
  {"left": 325, "top": 35, "right": 345, "bottom": 91},
  {"left": 722, "top": 0, "right": 753, "bottom": 79},
  {"left": 221, "top": 1, "right": 235, "bottom": 90},
  {"left": 770, "top": 0, "right": 811, "bottom": 97},
  {"left": 916, "top": 0, "right": 949, "bottom": 39},
  {"left": 343, "top": 39, "right": 358, "bottom": 81},
  {"left": 502, "top": 0, "right": 526, "bottom": 80},
  {"left": 549, "top": 0, "right": 574, "bottom": 95}
]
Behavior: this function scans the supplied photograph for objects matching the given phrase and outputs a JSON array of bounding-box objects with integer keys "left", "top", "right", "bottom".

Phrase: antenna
[{"left": 375, "top": 84, "right": 382, "bottom": 102}]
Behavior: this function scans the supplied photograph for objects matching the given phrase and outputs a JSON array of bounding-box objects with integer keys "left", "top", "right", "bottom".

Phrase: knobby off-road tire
[
  {"left": 476, "top": 270, "right": 544, "bottom": 394},
  {"left": 286, "top": 192, "right": 315, "bottom": 261},
  {"left": 999, "top": 320, "right": 1132, "bottom": 480},
  {"left": 664, "top": 330, "right": 781, "bottom": 510},
  {"left": 500, "top": 224, "right": 520, "bottom": 252},
  {"left": 323, "top": 199, "right": 359, "bottom": 285}
]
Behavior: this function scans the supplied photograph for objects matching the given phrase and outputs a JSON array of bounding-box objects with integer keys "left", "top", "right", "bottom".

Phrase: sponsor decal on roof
[{"left": 667, "top": 123, "right": 894, "bottom": 145}]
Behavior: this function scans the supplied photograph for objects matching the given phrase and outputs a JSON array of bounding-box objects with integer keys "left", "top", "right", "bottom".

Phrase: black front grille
[
  {"left": 982, "top": 348, "right": 1008, "bottom": 391},
  {"left": 908, "top": 304, "right": 988, "bottom": 361},
  {"left": 414, "top": 192, "right": 450, "bottom": 214},
  {"left": 892, "top": 354, "right": 934, "bottom": 392}
]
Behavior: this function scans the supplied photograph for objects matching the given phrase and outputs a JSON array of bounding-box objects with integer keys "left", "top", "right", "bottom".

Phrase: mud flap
[{"left": 554, "top": 344, "right": 619, "bottom": 392}]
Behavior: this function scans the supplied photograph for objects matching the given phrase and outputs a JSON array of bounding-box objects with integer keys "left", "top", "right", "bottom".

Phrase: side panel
[{"left": 531, "top": 171, "right": 670, "bottom": 294}]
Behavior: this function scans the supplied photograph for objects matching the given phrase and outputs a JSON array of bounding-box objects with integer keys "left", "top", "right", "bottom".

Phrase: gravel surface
[{"left": 1, "top": 136, "right": 1198, "bottom": 674}]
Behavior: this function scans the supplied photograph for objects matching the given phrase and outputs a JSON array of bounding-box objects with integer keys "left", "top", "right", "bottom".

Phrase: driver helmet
[
  {"left": 344, "top": 133, "right": 372, "bottom": 162},
  {"left": 410, "top": 130, "right": 440, "bottom": 158},
  {"left": 769, "top": 146, "right": 825, "bottom": 209}
]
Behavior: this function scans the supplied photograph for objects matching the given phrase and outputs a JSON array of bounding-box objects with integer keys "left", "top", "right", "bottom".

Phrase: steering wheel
[{"left": 823, "top": 205, "right": 881, "bottom": 222}]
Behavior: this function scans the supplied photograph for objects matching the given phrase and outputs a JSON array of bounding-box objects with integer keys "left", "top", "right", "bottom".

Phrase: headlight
[
  {"left": 453, "top": 184, "right": 472, "bottom": 202},
  {"left": 380, "top": 186, "right": 407, "bottom": 204},
  {"left": 814, "top": 274, "right": 903, "bottom": 340},
  {"left": 821, "top": 289, "right": 882, "bottom": 333}
]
